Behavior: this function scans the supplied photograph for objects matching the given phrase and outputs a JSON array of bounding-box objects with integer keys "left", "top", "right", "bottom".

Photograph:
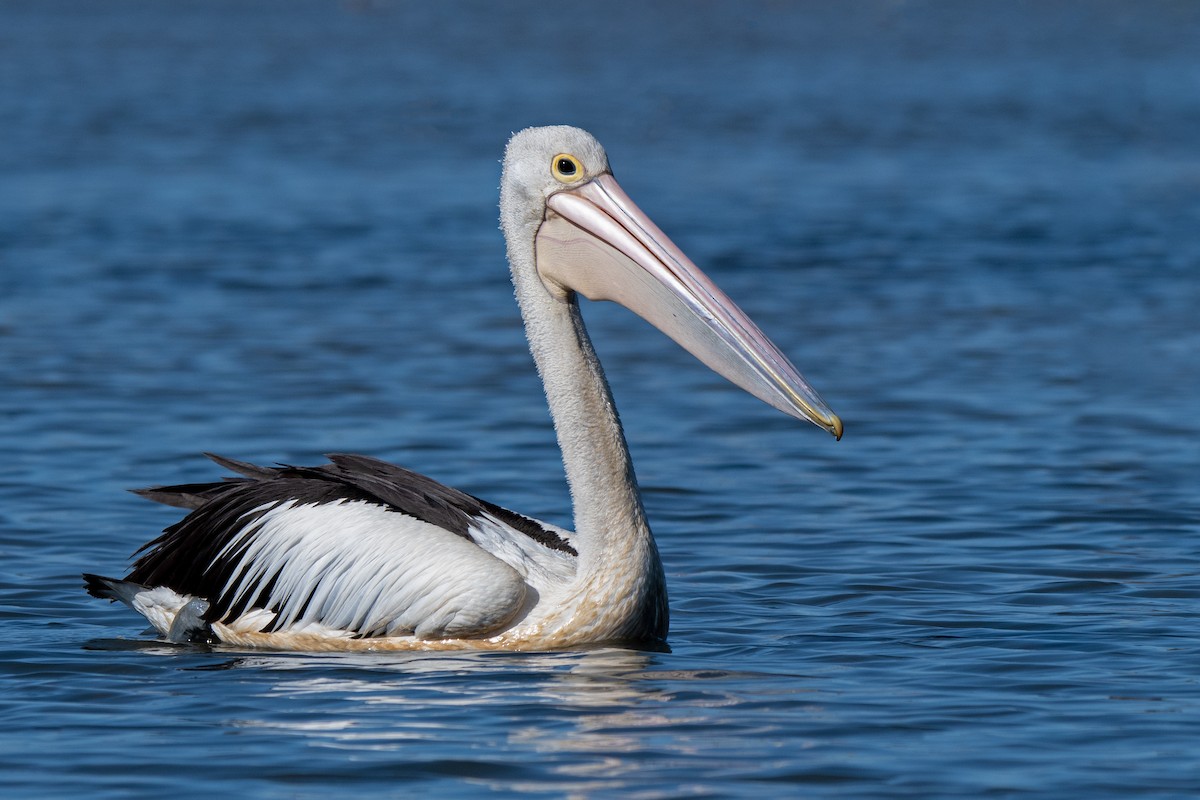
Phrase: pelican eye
[{"left": 551, "top": 153, "right": 583, "bottom": 183}]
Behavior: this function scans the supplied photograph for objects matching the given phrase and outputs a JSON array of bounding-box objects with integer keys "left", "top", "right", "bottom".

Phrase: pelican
[{"left": 83, "top": 126, "right": 842, "bottom": 651}]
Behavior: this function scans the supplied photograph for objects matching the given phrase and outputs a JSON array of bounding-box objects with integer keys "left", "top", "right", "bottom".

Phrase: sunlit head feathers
[{"left": 500, "top": 126, "right": 610, "bottom": 236}]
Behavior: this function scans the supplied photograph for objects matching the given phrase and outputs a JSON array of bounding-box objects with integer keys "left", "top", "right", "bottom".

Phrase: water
[{"left": 2, "top": 1, "right": 1198, "bottom": 796}]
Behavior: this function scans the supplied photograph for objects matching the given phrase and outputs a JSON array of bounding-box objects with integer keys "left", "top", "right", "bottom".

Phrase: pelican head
[{"left": 500, "top": 125, "right": 842, "bottom": 439}]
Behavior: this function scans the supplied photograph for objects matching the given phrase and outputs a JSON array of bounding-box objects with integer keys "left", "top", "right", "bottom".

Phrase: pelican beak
[{"left": 535, "top": 173, "right": 842, "bottom": 439}]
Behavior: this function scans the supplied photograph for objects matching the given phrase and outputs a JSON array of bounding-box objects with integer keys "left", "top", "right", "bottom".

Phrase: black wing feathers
[
  {"left": 120, "top": 453, "right": 576, "bottom": 628},
  {"left": 127, "top": 476, "right": 360, "bottom": 623}
]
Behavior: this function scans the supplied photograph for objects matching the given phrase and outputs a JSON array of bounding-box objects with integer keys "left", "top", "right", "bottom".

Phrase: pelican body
[{"left": 84, "top": 126, "right": 841, "bottom": 651}]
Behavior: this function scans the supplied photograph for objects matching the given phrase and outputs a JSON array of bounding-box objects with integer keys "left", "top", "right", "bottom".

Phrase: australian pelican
[{"left": 84, "top": 126, "right": 842, "bottom": 651}]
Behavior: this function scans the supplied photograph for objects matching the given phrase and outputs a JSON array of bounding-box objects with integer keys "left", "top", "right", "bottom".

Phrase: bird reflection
[
  {"left": 83, "top": 635, "right": 769, "bottom": 792},
  {"left": 216, "top": 647, "right": 677, "bottom": 775}
]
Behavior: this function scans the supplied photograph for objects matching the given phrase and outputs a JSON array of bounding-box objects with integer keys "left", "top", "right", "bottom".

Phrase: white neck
[{"left": 505, "top": 222, "right": 668, "bottom": 641}]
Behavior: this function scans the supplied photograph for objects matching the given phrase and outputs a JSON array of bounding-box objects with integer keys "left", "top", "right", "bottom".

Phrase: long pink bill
[{"left": 534, "top": 173, "right": 842, "bottom": 439}]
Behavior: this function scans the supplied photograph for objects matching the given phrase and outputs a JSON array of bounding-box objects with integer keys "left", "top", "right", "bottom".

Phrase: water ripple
[{"left": 2, "top": 1, "right": 1199, "bottom": 797}]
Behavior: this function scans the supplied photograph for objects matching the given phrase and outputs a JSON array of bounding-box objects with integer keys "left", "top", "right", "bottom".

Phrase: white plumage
[{"left": 218, "top": 501, "right": 532, "bottom": 638}]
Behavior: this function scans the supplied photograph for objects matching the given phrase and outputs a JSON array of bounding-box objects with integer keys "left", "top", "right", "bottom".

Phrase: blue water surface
[{"left": 1, "top": 1, "right": 1198, "bottom": 797}]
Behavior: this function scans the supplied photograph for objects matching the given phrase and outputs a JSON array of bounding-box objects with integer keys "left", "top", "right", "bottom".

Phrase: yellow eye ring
[{"left": 551, "top": 153, "right": 583, "bottom": 183}]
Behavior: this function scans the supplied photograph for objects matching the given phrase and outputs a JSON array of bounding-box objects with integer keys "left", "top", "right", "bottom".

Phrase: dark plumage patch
[
  {"left": 107, "top": 453, "right": 576, "bottom": 631},
  {"left": 475, "top": 496, "right": 577, "bottom": 556},
  {"left": 83, "top": 572, "right": 128, "bottom": 601}
]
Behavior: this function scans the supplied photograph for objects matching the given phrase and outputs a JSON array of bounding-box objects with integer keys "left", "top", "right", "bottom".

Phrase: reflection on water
[
  {"left": 226, "top": 649, "right": 661, "bottom": 741},
  {"left": 217, "top": 648, "right": 726, "bottom": 794},
  {"left": 128, "top": 644, "right": 821, "bottom": 794}
]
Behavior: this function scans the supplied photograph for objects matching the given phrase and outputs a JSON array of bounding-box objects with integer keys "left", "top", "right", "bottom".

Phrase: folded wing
[{"left": 109, "top": 454, "right": 576, "bottom": 640}]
